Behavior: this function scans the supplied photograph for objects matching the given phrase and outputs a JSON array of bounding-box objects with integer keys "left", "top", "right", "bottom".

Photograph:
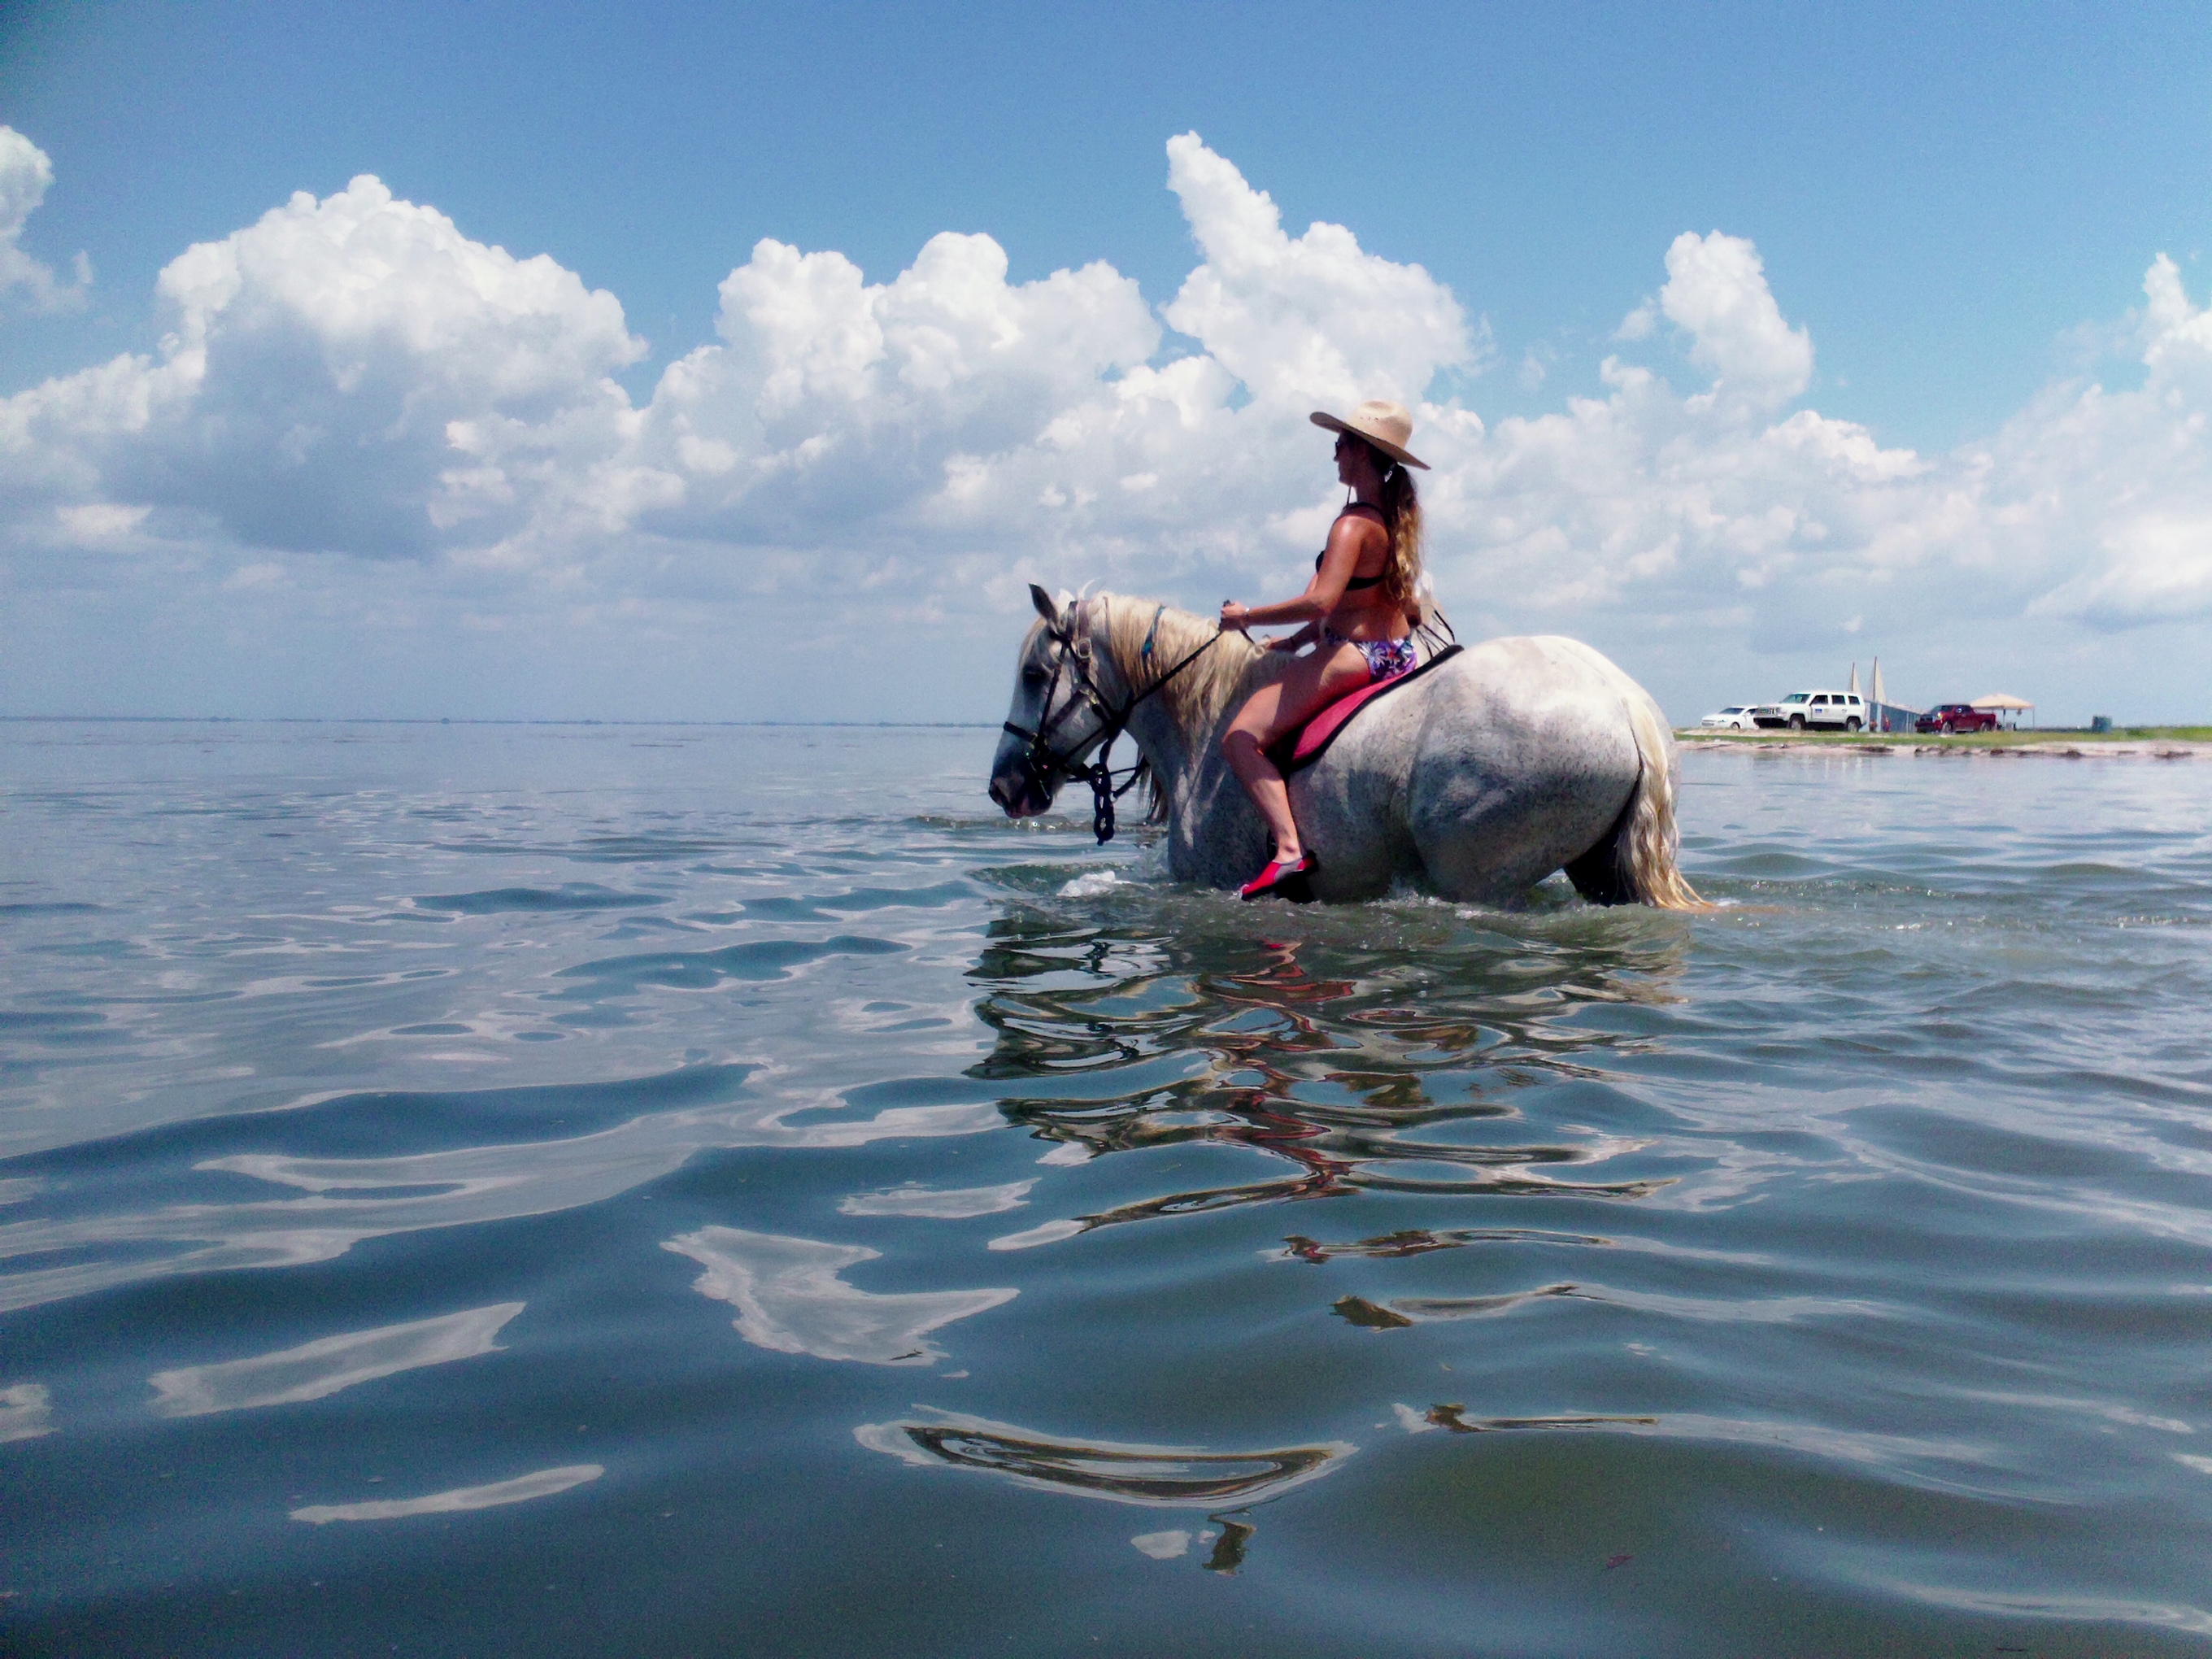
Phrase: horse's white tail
[
  {"left": 1617, "top": 690, "right": 1706, "bottom": 910},
  {"left": 1552, "top": 640, "right": 1707, "bottom": 912}
]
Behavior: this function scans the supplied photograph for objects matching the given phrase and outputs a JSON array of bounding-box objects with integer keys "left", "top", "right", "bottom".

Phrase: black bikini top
[{"left": 1320, "top": 503, "right": 1388, "bottom": 590}]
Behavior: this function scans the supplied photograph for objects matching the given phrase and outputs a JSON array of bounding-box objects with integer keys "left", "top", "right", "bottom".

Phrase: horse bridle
[{"left": 1001, "top": 603, "right": 1220, "bottom": 844}]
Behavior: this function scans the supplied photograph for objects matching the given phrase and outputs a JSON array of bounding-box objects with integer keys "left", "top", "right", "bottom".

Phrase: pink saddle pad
[{"left": 1268, "top": 644, "right": 1462, "bottom": 777}]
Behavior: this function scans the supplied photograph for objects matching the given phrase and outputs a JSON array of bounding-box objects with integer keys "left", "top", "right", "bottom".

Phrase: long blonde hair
[{"left": 1362, "top": 441, "right": 1425, "bottom": 622}]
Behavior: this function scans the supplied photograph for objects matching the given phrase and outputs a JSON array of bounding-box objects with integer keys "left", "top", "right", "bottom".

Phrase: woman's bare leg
[
  {"left": 1223, "top": 720, "right": 1302, "bottom": 859},
  {"left": 1221, "top": 647, "right": 1369, "bottom": 865}
]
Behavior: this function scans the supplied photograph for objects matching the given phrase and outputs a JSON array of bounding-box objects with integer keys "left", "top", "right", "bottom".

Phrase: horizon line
[{"left": 0, "top": 715, "right": 1000, "bottom": 729}]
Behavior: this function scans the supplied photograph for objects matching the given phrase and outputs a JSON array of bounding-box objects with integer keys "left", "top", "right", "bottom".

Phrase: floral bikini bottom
[{"left": 1324, "top": 627, "right": 1417, "bottom": 681}]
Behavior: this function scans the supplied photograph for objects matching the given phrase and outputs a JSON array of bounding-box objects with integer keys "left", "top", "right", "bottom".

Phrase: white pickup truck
[{"left": 1753, "top": 690, "right": 1867, "bottom": 731}]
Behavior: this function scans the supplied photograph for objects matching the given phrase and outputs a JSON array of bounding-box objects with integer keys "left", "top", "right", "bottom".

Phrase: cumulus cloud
[
  {"left": 1158, "top": 133, "right": 1466, "bottom": 410},
  {"left": 4, "top": 131, "right": 1478, "bottom": 594},
  {"left": 0, "top": 128, "right": 89, "bottom": 314},
  {"left": 3, "top": 129, "right": 2212, "bottom": 720},
  {"left": 1653, "top": 231, "right": 1813, "bottom": 412},
  {"left": 1430, "top": 301, "right": 1928, "bottom": 640},
  {"left": 3, "top": 172, "right": 642, "bottom": 557},
  {"left": 629, "top": 229, "right": 1163, "bottom": 551},
  {"left": 1415, "top": 234, "right": 2212, "bottom": 661},
  {"left": 624, "top": 130, "right": 1474, "bottom": 581}
]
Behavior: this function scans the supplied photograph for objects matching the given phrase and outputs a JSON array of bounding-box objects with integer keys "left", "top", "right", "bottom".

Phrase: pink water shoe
[{"left": 1239, "top": 851, "right": 1317, "bottom": 903}]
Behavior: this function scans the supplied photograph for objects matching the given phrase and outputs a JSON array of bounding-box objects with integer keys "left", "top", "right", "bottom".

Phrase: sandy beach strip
[{"left": 1678, "top": 734, "right": 2210, "bottom": 760}]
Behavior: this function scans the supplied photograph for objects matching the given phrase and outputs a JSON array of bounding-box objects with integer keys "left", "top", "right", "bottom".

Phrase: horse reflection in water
[
  {"left": 968, "top": 899, "right": 1690, "bottom": 1243},
  {"left": 864, "top": 901, "right": 1697, "bottom": 1569},
  {"left": 856, "top": 1409, "right": 1351, "bottom": 1572}
]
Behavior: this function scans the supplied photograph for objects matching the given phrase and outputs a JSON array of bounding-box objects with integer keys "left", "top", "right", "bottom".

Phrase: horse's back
[{"left": 1296, "top": 636, "right": 1648, "bottom": 903}]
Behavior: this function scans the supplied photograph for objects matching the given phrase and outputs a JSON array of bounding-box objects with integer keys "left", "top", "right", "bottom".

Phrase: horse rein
[{"left": 1001, "top": 603, "right": 1221, "bottom": 844}]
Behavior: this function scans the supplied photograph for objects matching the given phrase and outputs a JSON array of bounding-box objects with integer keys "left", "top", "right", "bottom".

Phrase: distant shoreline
[
  {"left": 0, "top": 716, "right": 1000, "bottom": 730},
  {"left": 3, "top": 712, "right": 2201, "bottom": 755},
  {"left": 1679, "top": 728, "right": 2210, "bottom": 759}
]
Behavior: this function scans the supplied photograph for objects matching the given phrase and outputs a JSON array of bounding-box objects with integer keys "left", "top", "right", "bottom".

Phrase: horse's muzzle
[{"left": 988, "top": 770, "right": 1052, "bottom": 818}]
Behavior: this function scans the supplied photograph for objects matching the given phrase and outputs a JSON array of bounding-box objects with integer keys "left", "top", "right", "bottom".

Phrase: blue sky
[{"left": 3, "top": 0, "right": 2210, "bottom": 722}]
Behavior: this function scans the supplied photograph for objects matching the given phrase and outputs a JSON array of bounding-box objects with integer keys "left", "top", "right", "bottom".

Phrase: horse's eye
[{"left": 1021, "top": 667, "right": 1047, "bottom": 690}]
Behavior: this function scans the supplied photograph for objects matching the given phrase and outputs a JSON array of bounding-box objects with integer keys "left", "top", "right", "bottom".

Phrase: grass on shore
[{"left": 1679, "top": 725, "right": 2212, "bottom": 747}]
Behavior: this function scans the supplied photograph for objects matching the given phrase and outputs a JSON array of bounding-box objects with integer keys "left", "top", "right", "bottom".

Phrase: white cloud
[
  {"left": 629, "top": 228, "right": 1162, "bottom": 550},
  {"left": 1417, "top": 237, "right": 2212, "bottom": 681},
  {"left": 2000, "top": 256, "right": 2212, "bottom": 627},
  {"left": 221, "top": 560, "right": 290, "bottom": 591},
  {"left": 1426, "top": 352, "right": 1937, "bottom": 635},
  {"left": 0, "top": 128, "right": 89, "bottom": 314},
  {"left": 3, "top": 133, "right": 2212, "bottom": 719},
  {"left": 621, "top": 130, "right": 1474, "bottom": 580},
  {"left": 55, "top": 503, "right": 150, "bottom": 545},
  {"left": 2, "top": 172, "right": 642, "bottom": 559},
  {"left": 1157, "top": 131, "right": 1468, "bottom": 411},
  {"left": 1654, "top": 231, "right": 1813, "bottom": 412}
]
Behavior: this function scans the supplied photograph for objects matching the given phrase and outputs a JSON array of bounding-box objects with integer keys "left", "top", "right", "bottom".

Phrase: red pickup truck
[{"left": 1915, "top": 703, "right": 1999, "bottom": 734}]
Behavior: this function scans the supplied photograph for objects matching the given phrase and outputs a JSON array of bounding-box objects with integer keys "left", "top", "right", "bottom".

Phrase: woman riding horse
[{"left": 1218, "top": 400, "right": 1428, "bottom": 900}]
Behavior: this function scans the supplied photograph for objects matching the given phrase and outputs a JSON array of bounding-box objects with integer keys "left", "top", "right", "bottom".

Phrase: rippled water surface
[{"left": 5, "top": 722, "right": 2211, "bottom": 1657}]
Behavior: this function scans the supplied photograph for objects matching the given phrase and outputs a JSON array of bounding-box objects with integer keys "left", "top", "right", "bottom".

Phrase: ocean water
[{"left": 3, "top": 721, "right": 2210, "bottom": 1658}]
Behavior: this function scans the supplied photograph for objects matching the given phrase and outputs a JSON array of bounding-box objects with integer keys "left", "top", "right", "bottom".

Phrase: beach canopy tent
[
  {"left": 1970, "top": 693, "right": 2034, "bottom": 728},
  {"left": 1862, "top": 660, "right": 1926, "bottom": 733}
]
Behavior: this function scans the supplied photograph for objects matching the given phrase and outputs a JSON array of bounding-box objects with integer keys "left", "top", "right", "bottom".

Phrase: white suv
[{"left": 1753, "top": 690, "right": 1866, "bottom": 731}]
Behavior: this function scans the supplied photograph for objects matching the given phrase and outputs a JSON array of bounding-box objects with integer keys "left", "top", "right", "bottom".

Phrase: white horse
[{"left": 989, "top": 586, "right": 1703, "bottom": 909}]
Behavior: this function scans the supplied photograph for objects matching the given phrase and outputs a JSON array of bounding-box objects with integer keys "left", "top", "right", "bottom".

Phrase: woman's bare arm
[{"left": 1220, "top": 515, "right": 1386, "bottom": 631}]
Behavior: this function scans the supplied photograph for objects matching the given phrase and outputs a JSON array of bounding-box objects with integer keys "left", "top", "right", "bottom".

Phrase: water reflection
[
  {"left": 1333, "top": 1295, "right": 1416, "bottom": 1330},
  {"left": 1384, "top": 1400, "right": 1991, "bottom": 1483},
  {"left": 0, "top": 1069, "right": 1003, "bottom": 1316},
  {"left": 855, "top": 1409, "right": 1352, "bottom": 1505},
  {"left": 838, "top": 1180, "right": 1034, "bottom": 1218},
  {"left": 1280, "top": 1226, "right": 1612, "bottom": 1263},
  {"left": 1881, "top": 1586, "right": 2212, "bottom": 1640},
  {"left": 1422, "top": 1404, "right": 1657, "bottom": 1434},
  {"left": 1334, "top": 1286, "right": 1584, "bottom": 1329},
  {"left": 149, "top": 1303, "right": 524, "bottom": 1417},
  {"left": 966, "top": 904, "right": 1686, "bottom": 1240},
  {"left": 290, "top": 1463, "right": 602, "bottom": 1524},
  {"left": 8, "top": 728, "right": 2209, "bottom": 1649},
  {"left": 0, "top": 1381, "right": 53, "bottom": 1442},
  {"left": 666, "top": 1227, "right": 1014, "bottom": 1365},
  {"left": 1126, "top": 1517, "right": 1253, "bottom": 1572},
  {"left": 1204, "top": 1519, "right": 1256, "bottom": 1574}
]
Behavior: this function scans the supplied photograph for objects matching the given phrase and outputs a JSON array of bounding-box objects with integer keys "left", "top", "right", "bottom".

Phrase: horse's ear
[{"left": 1029, "top": 583, "right": 1058, "bottom": 623}]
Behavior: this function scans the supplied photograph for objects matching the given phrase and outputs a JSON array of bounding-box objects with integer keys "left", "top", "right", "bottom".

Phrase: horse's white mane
[{"left": 1091, "top": 593, "right": 1265, "bottom": 742}]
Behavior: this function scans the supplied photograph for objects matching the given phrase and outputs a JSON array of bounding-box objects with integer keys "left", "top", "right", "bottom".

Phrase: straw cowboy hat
[{"left": 1309, "top": 398, "right": 1429, "bottom": 470}]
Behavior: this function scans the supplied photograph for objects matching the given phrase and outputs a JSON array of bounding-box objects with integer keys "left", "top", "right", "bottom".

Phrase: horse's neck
[
  {"left": 1092, "top": 603, "right": 1264, "bottom": 861},
  {"left": 1089, "top": 603, "right": 1205, "bottom": 786}
]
